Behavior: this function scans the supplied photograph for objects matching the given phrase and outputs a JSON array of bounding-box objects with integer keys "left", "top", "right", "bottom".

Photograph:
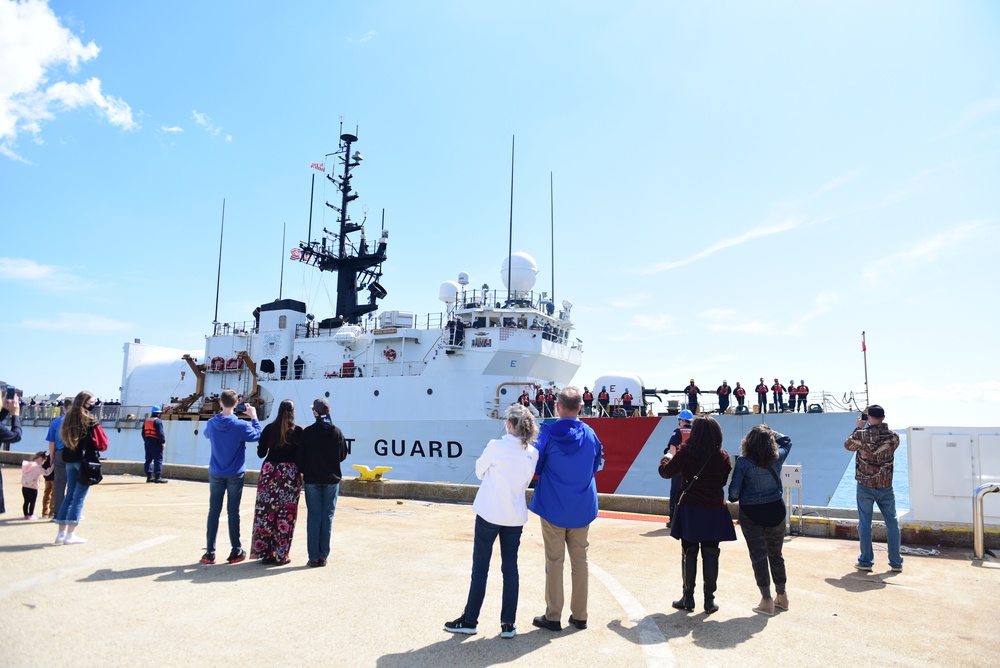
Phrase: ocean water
[{"left": 827, "top": 431, "right": 909, "bottom": 510}]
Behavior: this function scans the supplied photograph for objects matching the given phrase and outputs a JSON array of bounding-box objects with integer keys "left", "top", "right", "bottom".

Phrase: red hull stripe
[{"left": 584, "top": 416, "right": 662, "bottom": 494}]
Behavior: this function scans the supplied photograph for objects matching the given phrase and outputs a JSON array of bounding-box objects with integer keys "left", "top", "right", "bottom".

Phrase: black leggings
[{"left": 22, "top": 488, "right": 38, "bottom": 516}]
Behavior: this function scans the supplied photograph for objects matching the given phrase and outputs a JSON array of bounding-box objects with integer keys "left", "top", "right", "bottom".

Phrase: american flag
[
  {"left": 290, "top": 248, "right": 302, "bottom": 261},
  {"left": 310, "top": 162, "right": 325, "bottom": 172}
]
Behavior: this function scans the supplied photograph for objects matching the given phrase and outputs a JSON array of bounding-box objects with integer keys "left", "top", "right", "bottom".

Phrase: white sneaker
[
  {"left": 54, "top": 532, "right": 67, "bottom": 545},
  {"left": 64, "top": 534, "right": 87, "bottom": 545}
]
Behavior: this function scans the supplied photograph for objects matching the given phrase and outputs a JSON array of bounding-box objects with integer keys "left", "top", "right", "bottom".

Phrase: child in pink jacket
[{"left": 21, "top": 451, "right": 51, "bottom": 519}]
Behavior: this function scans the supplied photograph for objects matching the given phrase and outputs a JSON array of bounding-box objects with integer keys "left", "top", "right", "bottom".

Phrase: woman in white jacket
[{"left": 444, "top": 403, "right": 539, "bottom": 639}]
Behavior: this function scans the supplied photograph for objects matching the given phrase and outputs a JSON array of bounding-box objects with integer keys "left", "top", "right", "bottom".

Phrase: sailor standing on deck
[
  {"left": 597, "top": 387, "right": 610, "bottom": 417},
  {"left": 582, "top": 387, "right": 594, "bottom": 416},
  {"left": 620, "top": 388, "right": 634, "bottom": 416},
  {"left": 844, "top": 405, "right": 902, "bottom": 572},
  {"left": 684, "top": 379, "right": 701, "bottom": 413},
  {"left": 797, "top": 381, "right": 809, "bottom": 412},
  {"left": 734, "top": 382, "right": 747, "bottom": 409},
  {"left": 770, "top": 379, "right": 784, "bottom": 413},
  {"left": 755, "top": 379, "right": 769, "bottom": 414},
  {"left": 715, "top": 381, "right": 731, "bottom": 415}
]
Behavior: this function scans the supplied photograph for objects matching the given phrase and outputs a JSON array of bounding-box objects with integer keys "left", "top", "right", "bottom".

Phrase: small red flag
[{"left": 862, "top": 340, "right": 866, "bottom": 352}]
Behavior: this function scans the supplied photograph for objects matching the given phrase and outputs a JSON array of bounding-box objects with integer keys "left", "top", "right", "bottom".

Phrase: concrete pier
[{"left": 1, "top": 466, "right": 998, "bottom": 666}]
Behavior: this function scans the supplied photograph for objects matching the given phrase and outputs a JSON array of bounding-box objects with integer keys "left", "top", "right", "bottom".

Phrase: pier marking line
[
  {"left": 590, "top": 562, "right": 676, "bottom": 668},
  {"left": 0, "top": 535, "right": 178, "bottom": 600}
]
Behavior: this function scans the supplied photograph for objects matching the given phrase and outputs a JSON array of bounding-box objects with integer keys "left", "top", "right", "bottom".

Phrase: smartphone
[
  {"left": 5, "top": 387, "right": 15, "bottom": 400},
  {"left": 861, "top": 412, "right": 868, "bottom": 421},
  {"left": 236, "top": 403, "right": 246, "bottom": 413}
]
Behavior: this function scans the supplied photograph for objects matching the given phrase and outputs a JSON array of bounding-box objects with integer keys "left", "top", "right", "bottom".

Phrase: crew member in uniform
[
  {"left": 621, "top": 388, "right": 634, "bottom": 416},
  {"left": 755, "top": 378, "right": 769, "bottom": 414},
  {"left": 142, "top": 405, "right": 168, "bottom": 483},
  {"left": 770, "top": 379, "right": 784, "bottom": 413},
  {"left": 280, "top": 356, "right": 289, "bottom": 380},
  {"left": 715, "top": 381, "right": 731, "bottom": 414},
  {"left": 597, "top": 386, "right": 610, "bottom": 417},
  {"left": 518, "top": 390, "right": 532, "bottom": 409},
  {"left": 545, "top": 388, "right": 556, "bottom": 418},
  {"left": 582, "top": 387, "right": 594, "bottom": 416},
  {"left": 797, "top": 380, "right": 809, "bottom": 412},
  {"left": 734, "top": 382, "right": 747, "bottom": 409},
  {"left": 684, "top": 379, "right": 701, "bottom": 413},
  {"left": 535, "top": 388, "right": 546, "bottom": 416},
  {"left": 294, "top": 355, "right": 305, "bottom": 380},
  {"left": 664, "top": 409, "right": 694, "bottom": 526},
  {"left": 786, "top": 380, "right": 797, "bottom": 413}
]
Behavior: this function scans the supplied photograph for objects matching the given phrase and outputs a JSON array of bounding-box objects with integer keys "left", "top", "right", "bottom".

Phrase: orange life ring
[
  {"left": 384, "top": 348, "right": 397, "bottom": 362},
  {"left": 210, "top": 356, "right": 225, "bottom": 371},
  {"left": 225, "top": 357, "right": 240, "bottom": 370}
]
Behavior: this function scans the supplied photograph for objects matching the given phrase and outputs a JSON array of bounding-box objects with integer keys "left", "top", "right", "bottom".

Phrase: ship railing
[{"left": 211, "top": 320, "right": 257, "bottom": 337}]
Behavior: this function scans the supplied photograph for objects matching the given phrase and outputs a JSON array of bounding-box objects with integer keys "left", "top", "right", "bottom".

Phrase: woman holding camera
[
  {"left": 728, "top": 424, "right": 792, "bottom": 615},
  {"left": 250, "top": 400, "right": 303, "bottom": 565},
  {"left": 658, "top": 416, "right": 736, "bottom": 614}
]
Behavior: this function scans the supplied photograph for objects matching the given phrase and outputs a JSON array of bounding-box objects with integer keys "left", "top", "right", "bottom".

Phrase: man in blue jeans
[
  {"left": 200, "top": 389, "right": 262, "bottom": 565},
  {"left": 296, "top": 397, "right": 348, "bottom": 567},
  {"left": 844, "top": 404, "right": 902, "bottom": 572}
]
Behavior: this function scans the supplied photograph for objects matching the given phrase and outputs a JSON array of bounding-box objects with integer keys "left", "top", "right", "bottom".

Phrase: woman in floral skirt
[{"left": 250, "top": 400, "right": 303, "bottom": 565}]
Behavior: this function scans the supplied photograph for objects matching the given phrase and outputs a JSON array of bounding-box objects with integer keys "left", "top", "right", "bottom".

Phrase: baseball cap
[{"left": 313, "top": 397, "right": 330, "bottom": 415}]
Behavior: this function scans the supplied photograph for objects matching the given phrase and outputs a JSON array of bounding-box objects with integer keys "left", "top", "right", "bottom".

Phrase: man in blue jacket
[
  {"left": 200, "top": 389, "right": 262, "bottom": 565},
  {"left": 529, "top": 386, "right": 603, "bottom": 632}
]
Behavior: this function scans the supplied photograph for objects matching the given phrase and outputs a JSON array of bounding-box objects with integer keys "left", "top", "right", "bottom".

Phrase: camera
[{"left": 5, "top": 387, "right": 18, "bottom": 400}]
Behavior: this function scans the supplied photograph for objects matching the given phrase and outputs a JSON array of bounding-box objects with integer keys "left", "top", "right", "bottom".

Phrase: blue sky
[{"left": 1, "top": 0, "right": 998, "bottom": 428}]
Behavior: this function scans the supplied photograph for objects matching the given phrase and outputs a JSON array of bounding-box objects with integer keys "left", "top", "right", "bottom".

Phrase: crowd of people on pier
[{"left": 0, "top": 384, "right": 901, "bottom": 639}]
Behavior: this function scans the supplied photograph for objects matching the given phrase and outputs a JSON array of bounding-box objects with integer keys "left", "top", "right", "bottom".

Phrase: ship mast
[{"left": 293, "top": 132, "right": 389, "bottom": 325}]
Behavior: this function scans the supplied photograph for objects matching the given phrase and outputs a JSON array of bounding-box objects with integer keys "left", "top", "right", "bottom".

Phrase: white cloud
[
  {"left": 160, "top": 125, "right": 183, "bottom": 133},
  {"left": 192, "top": 109, "right": 231, "bottom": 141},
  {"left": 640, "top": 216, "right": 804, "bottom": 274},
  {"left": 19, "top": 312, "right": 132, "bottom": 333},
  {"left": 862, "top": 221, "right": 988, "bottom": 287},
  {"left": 0, "top": 0, "right": 137, "bottom": 160},
  {"left": 361, "top": 30, "right": 377, "bottom": 43},
  {"left": 0, "top": 257, "right": 81, "bottom": 285},
  {"left": 938, "top": 97, "right": 1000, "bottom": 139}
]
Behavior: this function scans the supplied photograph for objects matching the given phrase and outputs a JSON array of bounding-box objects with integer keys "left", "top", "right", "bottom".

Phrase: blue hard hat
[
  {"left": 679, "top": 409, "right": 694, "bottom": 421},
  {"left": 151, "top": 405, "right": 162, "bottom": 414}
]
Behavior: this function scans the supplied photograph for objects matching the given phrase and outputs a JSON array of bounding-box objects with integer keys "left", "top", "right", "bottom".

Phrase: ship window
[
  {"left": 500, "top": 388, "right": 508, "bottom": 395},
  {"left": 278, "top": 315, "right": 287, "bottom": 329},
  {"left": 427, "top": 388, "right": 433, "bottom": 395},
  {"left": 374, "top": 390, "right": 380, "bottom": 397}
]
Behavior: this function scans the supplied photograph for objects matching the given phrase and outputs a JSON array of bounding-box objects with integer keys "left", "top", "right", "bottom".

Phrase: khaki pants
[{"left": 540, "top": 517, "right": 590, "bottom": 622}]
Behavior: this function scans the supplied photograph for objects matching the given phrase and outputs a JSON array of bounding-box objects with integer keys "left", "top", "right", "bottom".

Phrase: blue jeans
[
  {"left": 856, "top": 483, "right": 902, "bottom": 568},
  {"left": 304, "top": 483, "right": 340, "bottom": 561},
  {"left": 463, "top": 515, "right": 523, "bottom": 626},
  {"left": 55, "top": 461, "right": 90, "bottom": 526},
  {"left": 206, "top": 473, "right": 245, "bottom": 552}
]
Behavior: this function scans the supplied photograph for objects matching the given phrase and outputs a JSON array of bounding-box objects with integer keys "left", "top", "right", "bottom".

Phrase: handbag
[
  {"left": 77, "top": 437, "right": 103, "bottom": 486},
  {"left": 78, "top": 459, "right": 103, "bottom": 486}
]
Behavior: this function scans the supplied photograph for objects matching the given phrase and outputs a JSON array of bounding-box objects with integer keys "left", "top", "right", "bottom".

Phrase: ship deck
[{"left": 1, "top": 468, "right": 997, "bottom": 667}]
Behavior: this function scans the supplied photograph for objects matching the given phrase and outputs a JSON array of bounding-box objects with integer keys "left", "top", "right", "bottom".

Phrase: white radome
[
  {"left": 500, "top": 252, "right": 538, "bottom": 292},
  {"left": 438, "top": 280, "right": 461, "bottom": 303}
]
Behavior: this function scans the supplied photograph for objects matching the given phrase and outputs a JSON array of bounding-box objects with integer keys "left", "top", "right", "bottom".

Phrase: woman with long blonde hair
[
  {"left": 444, "top": 403, "right": 539, "bottom": 638},
  {"left": 250, "top": 400, "right": 303, "bottom": 565},
  {"left": 55, "top": 391, "right": 108, "bottom": 545}
]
